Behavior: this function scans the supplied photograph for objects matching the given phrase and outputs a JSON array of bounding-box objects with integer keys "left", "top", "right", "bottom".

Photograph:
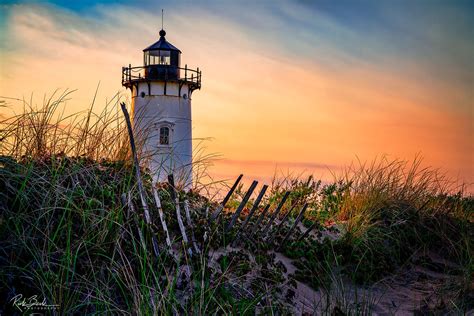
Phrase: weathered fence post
[
  {"left": 184, "top": 199, "right": 201, "bottom": 254},
  {"left": 261, "top": 191, "right": 290, "bottom": 236},
  {"left": 120, "top": 102, "right": 160, "bottom": 257},
  {"left": 151, "top": 183, "right": 173, "bottom": 251},
  {"left": 278, "top": 203, "right": 309, "bottom": 251},
  {"left": 120, "top": 193, "right": 147, "bottom": 253},
  {"left": 210, "top": 174, "right": 243, "bottom": 222},
  {"left": 168, "top": 174, "right": 192, "bottom": 257},
  {"left": 232, "top": 184, "right": 268, "bottom": 245},
  {"left": 297, "top": 221, "right": 319, "bottom": 242},
  {"left": 249, "top": 204, "right": 270, "bottom": 237},
  {"left": 267, "top": 202, "right": 298, "bottom": 243},
  {"left": 226, "top": 180, "right": 258, "bottom": 232}
]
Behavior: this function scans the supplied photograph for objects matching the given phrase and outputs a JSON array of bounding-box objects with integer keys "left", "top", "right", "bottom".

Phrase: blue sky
[{"left": 1, "top": 0, "right": 473, "bottom": 186}]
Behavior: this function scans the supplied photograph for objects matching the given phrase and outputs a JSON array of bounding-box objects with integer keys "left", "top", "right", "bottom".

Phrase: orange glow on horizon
[{"left": 0, "top": 4, "right": 472, "bottom": 191}]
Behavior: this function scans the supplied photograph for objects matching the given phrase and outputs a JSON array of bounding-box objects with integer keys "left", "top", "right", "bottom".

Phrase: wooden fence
[{"left": 120, "top": 102, "right": 316, "bottom": 265}]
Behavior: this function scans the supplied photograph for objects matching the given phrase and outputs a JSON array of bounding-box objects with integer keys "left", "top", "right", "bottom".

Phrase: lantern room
[
  {"left": 122, "top": 28, "right": 201, "bottom": 92},
  {"left": 143, "top": 29, "right": 181, "bottom": 80}
]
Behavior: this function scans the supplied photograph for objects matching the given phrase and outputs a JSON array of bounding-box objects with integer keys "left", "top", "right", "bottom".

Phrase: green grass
[{"left": 0, "top": 91, "right": 472, "bottom": 314}]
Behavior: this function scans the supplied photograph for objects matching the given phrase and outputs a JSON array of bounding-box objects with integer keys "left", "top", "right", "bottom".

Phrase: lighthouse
[{"left": 122, "top": 28, "right": 201, "bottom": 189}]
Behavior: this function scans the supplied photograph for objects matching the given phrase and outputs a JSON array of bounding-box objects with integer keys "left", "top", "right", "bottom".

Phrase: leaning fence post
[
  {"left": 267, "top": 204, "right": 296, "bottom": 243},
  {"left": 249, "top": 204, "right": 270, "bottom": 237},
  {"left": 278, "top": 203, "right": 309, "bottom": 251},
  {"left": 275, "top": 203, "right": 297, "bottom": 232},
  {"left": 120, "top": 193, "right": 147, "bottom": 253},
  {"left": 152, "top": 183, "right": 173, "bottom": 251},
  {"left": 121, "top": 102, "right": 151, "bottom": 223},
  {"left": 184, "top": 200, "right": 201, "bottom": 254},
  {"left": 232, "top": 184, "right": 268, "bottom": 245},
  {"left": 261, "top": 191, "right": 290, "bottom": 237},
  {"left": 210, "top": 174, "right": 243, "bottom": 222},
  {"left": 267, "top": 202, "right": 298, "bottom": 244},
  {"left": 226, "top": 180, "right": 258, "bottom": 233},
  {"left": 120, "top": 102, "right": 160, "bottom": 257},
  {"left": 168, "top": 174, "right": 192, "bottom": 257},
  {"left": 297, "top": 221, "right": 319, "bottom": 242}
]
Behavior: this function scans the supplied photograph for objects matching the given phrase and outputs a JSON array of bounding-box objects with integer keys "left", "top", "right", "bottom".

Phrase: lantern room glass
[{"left": 144, "top": 50, "right": 171, "bottom": 66}]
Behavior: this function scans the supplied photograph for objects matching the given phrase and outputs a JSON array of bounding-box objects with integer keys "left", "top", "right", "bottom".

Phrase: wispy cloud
[{"left": 0, "top": 1, "right": 472, "bottom": 185}]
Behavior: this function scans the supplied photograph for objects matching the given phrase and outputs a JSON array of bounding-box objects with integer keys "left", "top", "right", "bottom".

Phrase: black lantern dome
[{"left": 144, "top": 29, "right": 181, "bottom": 53}]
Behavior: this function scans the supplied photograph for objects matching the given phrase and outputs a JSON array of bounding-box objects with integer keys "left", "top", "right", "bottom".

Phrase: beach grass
[{"left": 0, "top": 91, "right": 472, "bottom": 314}]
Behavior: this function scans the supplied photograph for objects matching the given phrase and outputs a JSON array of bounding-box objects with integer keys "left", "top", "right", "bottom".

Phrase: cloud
[{"left": 0, "top": 1, "right": 472, "bottom": 186}]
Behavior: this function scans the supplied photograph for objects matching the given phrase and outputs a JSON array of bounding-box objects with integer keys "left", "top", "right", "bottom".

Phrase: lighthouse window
[
  {"left": 159, "top": 127, "right": 170, "bottom": 145},
  {"left": 158, "top": 51, "right": 170, "bottom": 65},
  {"left": 145, "top": 50, "right": 171, "bottom": 66}
]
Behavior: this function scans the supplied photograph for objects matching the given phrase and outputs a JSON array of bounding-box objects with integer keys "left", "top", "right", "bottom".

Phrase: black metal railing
[{"left": 122, "top": 64, "right": 201, "bottom": 90}]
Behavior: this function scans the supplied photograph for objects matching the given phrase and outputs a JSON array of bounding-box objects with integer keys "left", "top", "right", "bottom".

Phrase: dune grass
[
  {"left": 0, "top": 91, "right": 472, "bottom": 314},
  {"left": 274, "top": 157, "right": 472, "bottom": 309}
]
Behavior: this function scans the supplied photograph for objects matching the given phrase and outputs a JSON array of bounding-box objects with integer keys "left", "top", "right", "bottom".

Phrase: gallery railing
[{"left": 122, "top": 64, "right": 201, "bottom": 90}]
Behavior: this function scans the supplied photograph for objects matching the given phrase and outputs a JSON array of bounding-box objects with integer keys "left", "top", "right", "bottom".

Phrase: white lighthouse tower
[{"left": 122, "top": 28, "right": 201, "bottom": 189}]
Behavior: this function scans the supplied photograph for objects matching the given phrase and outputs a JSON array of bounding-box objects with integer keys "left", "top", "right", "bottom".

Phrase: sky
[{"left": 1, "top": 0, "right": 473, "bottom": 189}]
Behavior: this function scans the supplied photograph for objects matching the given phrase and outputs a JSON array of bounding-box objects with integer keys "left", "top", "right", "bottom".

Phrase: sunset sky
[{"left": 1, "top": 0, "right": 473, "bottom": 188}]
